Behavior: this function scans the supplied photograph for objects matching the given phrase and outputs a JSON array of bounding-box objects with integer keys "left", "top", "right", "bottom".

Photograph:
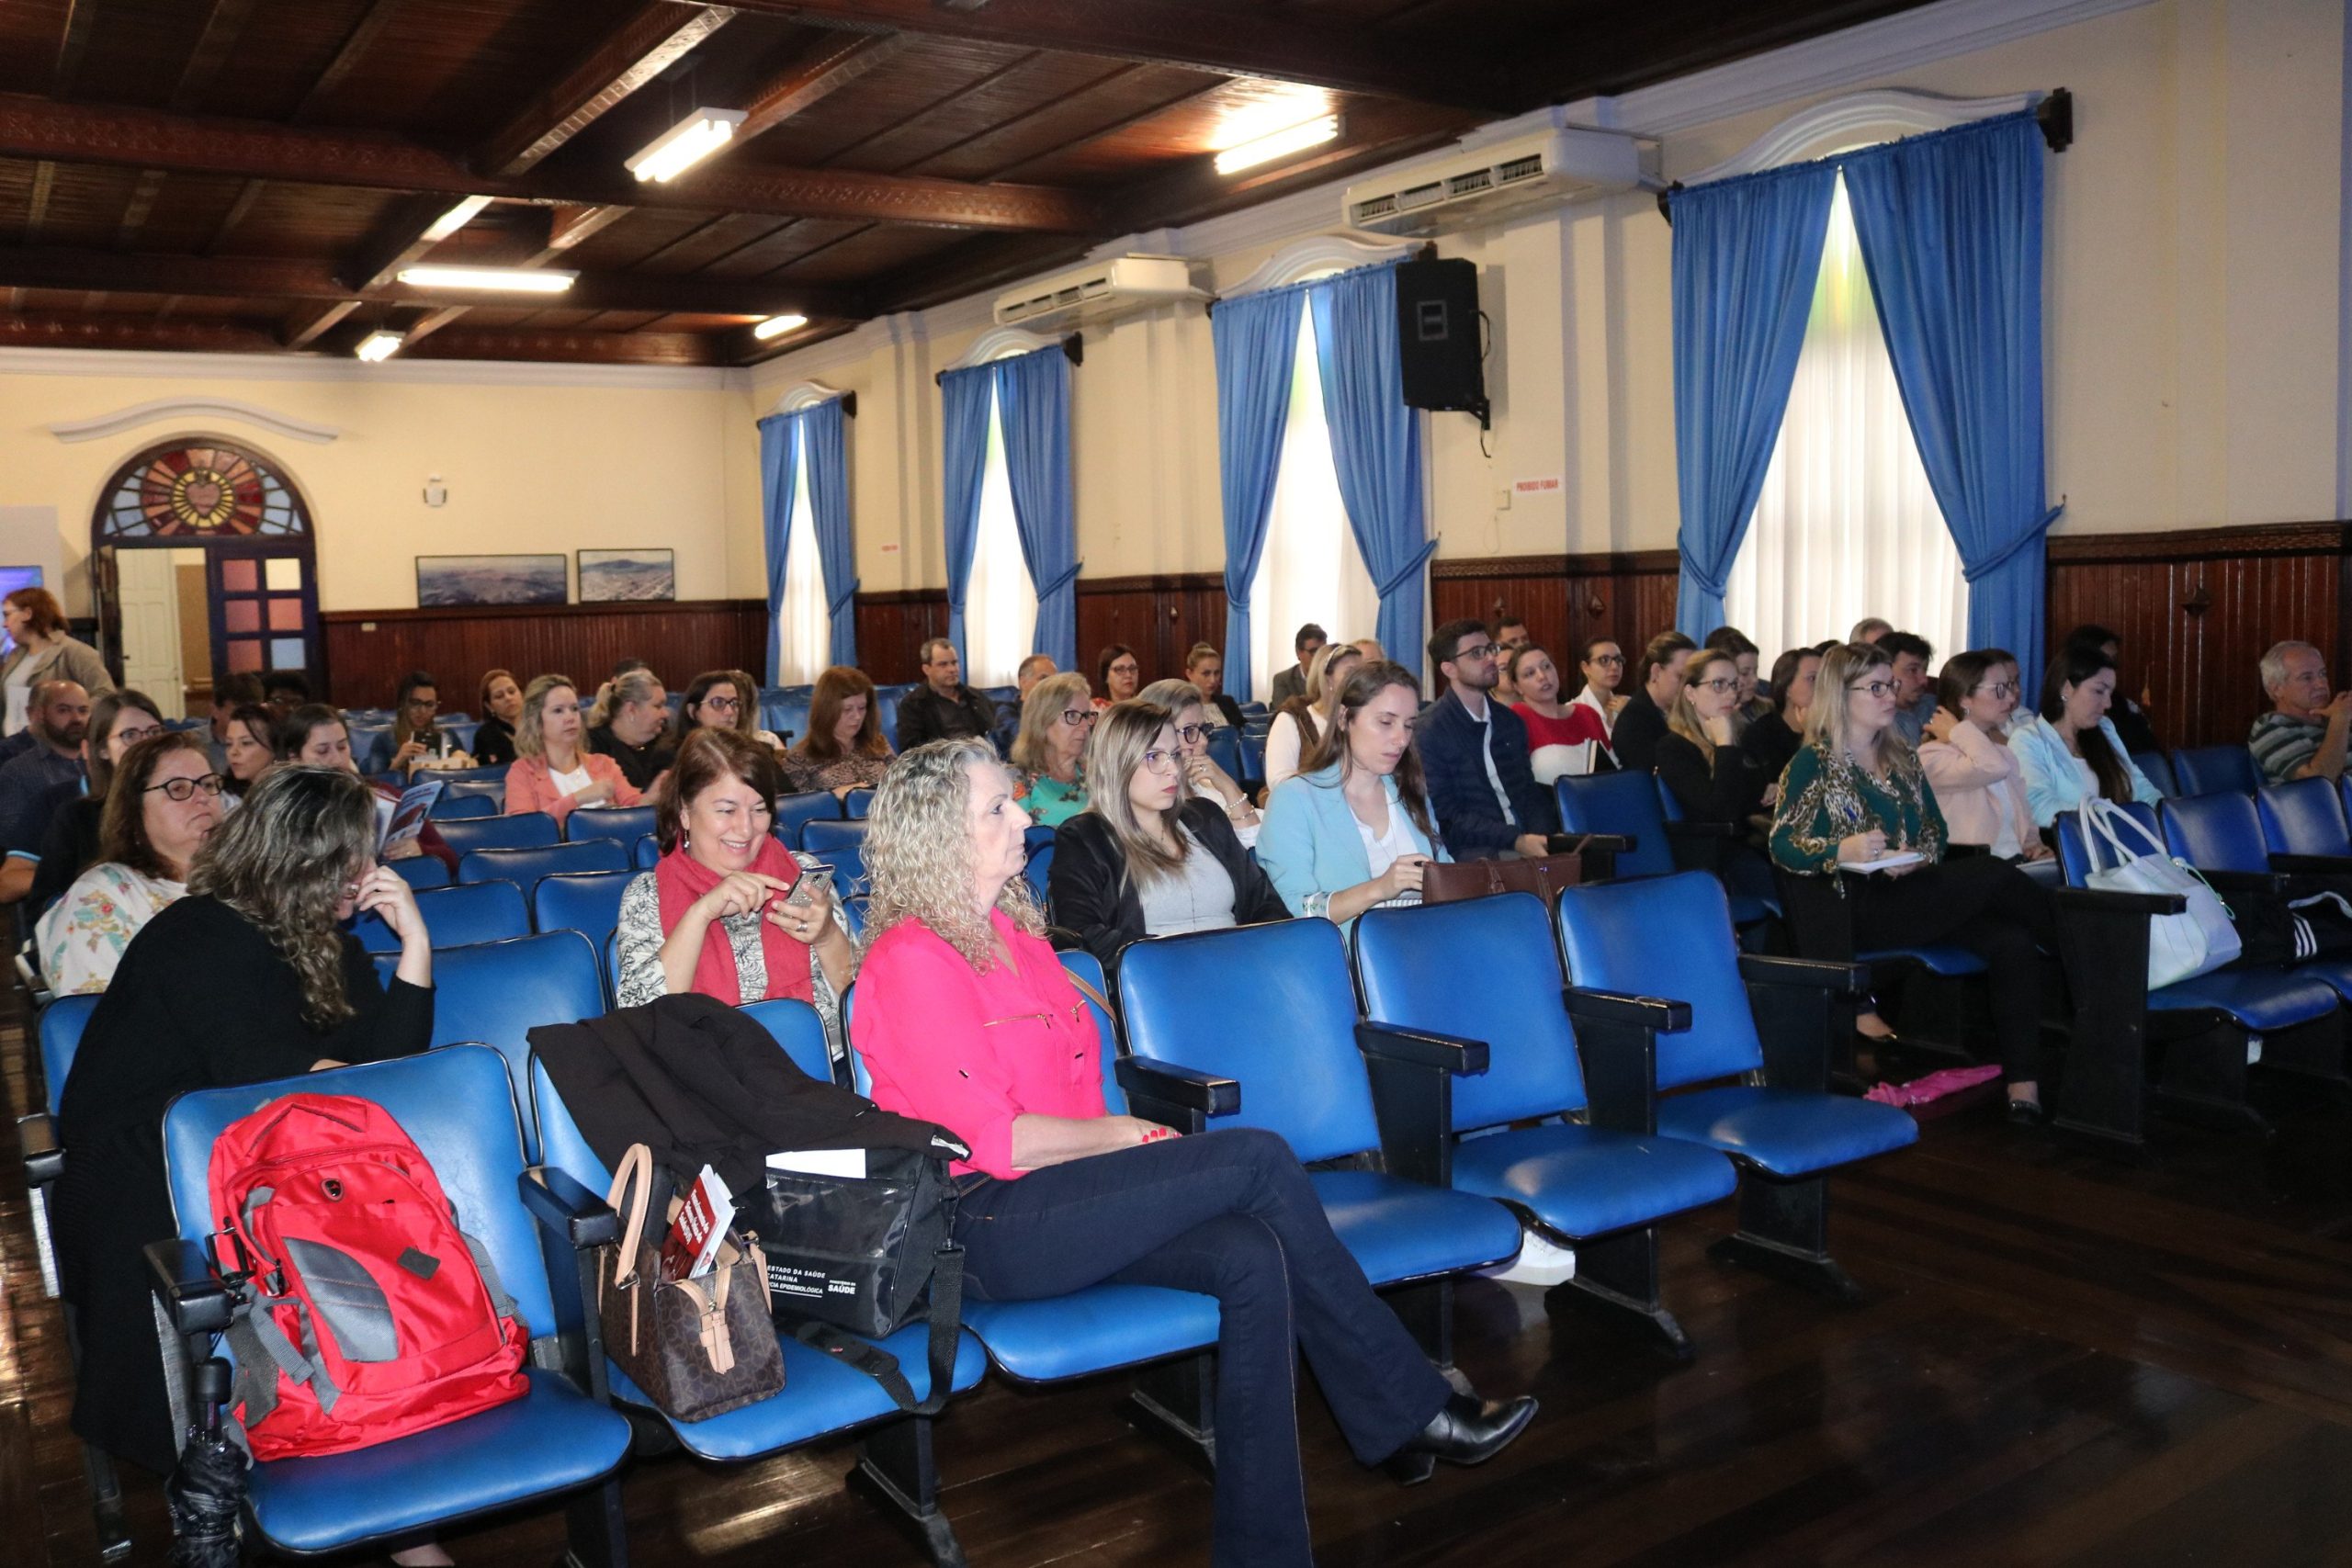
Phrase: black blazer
[
  {"left": 1611, "top": 689, "right": 1669, "bottom": 774},
  {"left": 1741, "top": 709, "right": 1803, "bottom": 790},
  {"left": 1047, "top": 799, "right": 1288, "bottom": 969},
  {"left": 1657, "top": 731, "right": 1770, "bottom": 828}
]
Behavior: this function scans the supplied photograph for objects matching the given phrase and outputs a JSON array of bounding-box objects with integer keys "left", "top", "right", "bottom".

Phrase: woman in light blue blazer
[
  {"left": 1258, "top": 660, "right": 1451, "bottom": 928},
  {"left": 2010, "top": 645, "right": 2164, "bottom": 828}
]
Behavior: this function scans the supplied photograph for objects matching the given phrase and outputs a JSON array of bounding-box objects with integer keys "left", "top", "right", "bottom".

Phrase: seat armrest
[
  {"left": 145, "top": 1237, "right": 238, "bottom": 1337},
  {"left": 1553, "top": 832, "right": 1634, "bottom": 857},
  {"left": 1352, "top": 1024, "right": 1476, "bottom": 1188},
  {"left": 17, "top": 1111, "right": 60, "bottom": 1188},
  {"left": 1355, "top": 1021, "right": 1487, "bottom": 1075},
  {"left": 1738, "top": 953, "right": 1869, "bottom": 994},
  {"left": 2200, "top": 868, "right": 2290, "bottom": 895},
  {"left": 1563, "top": 986, "right": 1670, "bottom": 1135},
  {"left": 2270, "top": 852, "right": 2352, "bottom": 876},
  {"left": 1663, "top": 820, "right": 1739, "bottom": 840},
  {"left": 2052, "top": 886, "right": 2188, "bottom": 919},
  {"left": 520, "top": 1167, "right": 618, "bottom": 1250},
  {"left": 1560, "top": 987, "right": 1690, "bottom": 1032},
  {"left": 1114, "top": 1056, "right": 1238, "bottom": 1116}
]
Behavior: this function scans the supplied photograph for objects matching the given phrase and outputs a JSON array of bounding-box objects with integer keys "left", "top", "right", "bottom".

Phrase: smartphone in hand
[{"left": 784, "top": 865, "right": 836, "bottom": 908}]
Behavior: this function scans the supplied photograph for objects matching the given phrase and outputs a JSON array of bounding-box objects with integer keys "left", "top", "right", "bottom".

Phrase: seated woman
[
  {"left": 1092, "top": 643, "right": 1142, "bottom": 711},
  {"left": 1704, "top": 626, "right": 1771, "bottom": 728},
  {"left": 55, "top": 763, "right": 432, "bottom": 1481},
  {"left": 1920, "top": 649, "right": 2050, "bottom": 864},
  {"left": 854, "top": 739, "right": 1533, "bottom": 1566},
  {"left": 1656, "top": 649, "right": 1778, "bottom": 897},
  {"left": 1263, "top": 641, "right": 1362, "bottom": 795},
  {"left": 220, "top": 700, "right": 277, "bottom": 798},
  {"left": 674, "top": 668, "right": 786, "bottom": 757},
  {"left": 278, "top": 704, "right": 459, "bottom": 874},
  {"left": 470, "top": 668, "right": 524, "bottom": 768},
  {"left": 613, "top": 728, "right": 854, "bottom": 1041},
  {"left": 40, "top": 732, "right": 222, "bottom": 994},
  {"left": 780, "top": 665, "right": 894, "bottom": 796},
  {"left": 365, "top": 670, "right": 472, "bottom": 777},
  {"left": 1258, "top": 660, "right": 1451, "bottom": 929},
  {"left": 1770, "top": 643, "right": 2062, "bottom": 1122},
  {"left": 1138, "top": 678, "right": 1259, "bottom": 847},
  {"left": 22, "top": 688, "right": 164, "bottom": 909},
  {"left": 1743, "top": 645, "right": 1823, "bottom": 786},
  {"left": 1566, "top": 637, "right": 1629, "bottom": 770},
  {"left": 503, "top": 674, "right": 641, "bottom": 826},
  {"left": 1508, "top": 645, "right": 1611, "bottom": 784},
  {"left": 1048, "top": 701, "right": 1287, "bottom": 968},
  {"left": 1010, "top": 671, "right": 1094, "bottom": 827},
  {"left": 2010, "top": 646, "right": 2165, "bottom": 829}
]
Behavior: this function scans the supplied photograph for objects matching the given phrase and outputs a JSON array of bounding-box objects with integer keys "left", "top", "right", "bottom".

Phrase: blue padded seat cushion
[
  {"left": 1652, "top": 1085, "right": 1918, "bottom": 1178},
  {"left": 247, "top": 1369, "right": 629, "bottom": 1553},
  {"left": 2288, "top": 957, "right": 2352, "bottom": 1005},
  {"left": 1448, "top": 1123, "right": 1737, "bottom": 1240},
  {"left": 964, "top": 1283, "right": 1220, "bottom": 1382},
  {"left": 607, "top": 1322, "right": 988, "bottom": 1461},
  {"left": 2151, "top": 965, "right": 2340, "bottom": 1028},
  {"left": 1858, "top": 943, "right": 1988, "bottom": 977},
  {"left": 1307, "top": 1168, "right": 1521, "bottom": 1284}
]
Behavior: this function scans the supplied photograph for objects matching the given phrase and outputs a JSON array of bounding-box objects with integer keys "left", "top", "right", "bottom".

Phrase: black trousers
[
  {"left": 1789, "top": 855, "right": 2061, "bottom": 1084},
  {"left": 954, "top": 1127, "right": 1453, "bottom": 1568}
]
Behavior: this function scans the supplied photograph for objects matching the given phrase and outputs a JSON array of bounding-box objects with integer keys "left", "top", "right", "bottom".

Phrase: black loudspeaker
[{"left": 1395, "top": 256, "right": 1487, "bottom": 426}]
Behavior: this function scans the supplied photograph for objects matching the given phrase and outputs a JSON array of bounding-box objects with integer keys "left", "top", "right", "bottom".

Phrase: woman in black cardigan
[
  {"left": 55, "top": 765, "right": 434, "bottom": 1477},
  {"left": 1656, "top": 649, "right": 1779, "bottom": 900},
  {"left": 1047, "top": 699, "right": 1288, "bottom": 969}
]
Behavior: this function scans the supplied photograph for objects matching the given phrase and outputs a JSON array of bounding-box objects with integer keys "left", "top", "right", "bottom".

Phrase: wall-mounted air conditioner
[
  {"left": 1343, "top": 128, "right": 1648, "bottom": 236},
  {"left": 992, "top": 254, "right": 1205, "bottom": 328}
]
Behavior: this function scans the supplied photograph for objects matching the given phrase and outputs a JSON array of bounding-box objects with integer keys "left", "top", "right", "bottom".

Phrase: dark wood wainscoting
[
  {"left": 852, "top": 589, "right": 951, "bottom": 686},
  {"left": 1430, "top": 550, "right": 1680, "bottom": 669},
  {"left": 322, "top": 600, "right": 766, "bottom": 709},
  {"left": 853, "top": 575, "right": 1229, "bottom": 686}
]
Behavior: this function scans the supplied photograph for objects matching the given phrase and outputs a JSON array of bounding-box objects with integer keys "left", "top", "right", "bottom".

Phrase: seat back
[
  {"left": 387, "top": 854, "right": 452, "bottom": 891},
  {"left": 1057, "top": 949, "right": 1123, "bottom": 1111},
  {"left": 442, "top": 777, "right": 506, "bottom": 806},
  {"left": 356, "top": 879, "right": 529, "bottom": 953},
  {"left": 1557, "top": 872, "right": 1763, "bottom": 1089},
  {"left": 1353, "top": 895, "right": 1586, "bottom": 1129},
  {"left": 774, "top": 790, "right": 840, "bottom": 850},
  {"left": 2170, "top": 746, "right": 2260, "bottom": 797},
  {"left": 2131, "top": 750, "right": 2178, "bottom": 796},
  {"left": 812, "top": 843, "right": 867, "bottom": 897},
  {"left": 1556, "top": 770, "right": 1673, "bottom": 878},
  {"left": 1117, "top": 920, "right": 1377, "bottom": 1163},
  {"left": 38, "top": 991, "right": 101, "bottom": 1116},
  {"left": 428, "top": 793, "right": 496, "bottom": 819},
  {"left": 801, "top": 818, "right": 868, "bottom": 855},
  {"left": 565, "top": 805, "right": 656, "bottom": 846},
  {"left": 2159, "top": 792, "right": 2269, "bottom": 874},
  {"left": 435, "top": 812, "right": 560, "bottom": 856},
  {"left": 2054, "top": 800, "right": 2162, "bottom": 886},
  {"left": 2257, "top": 776, "right": 2352, "bottom": 857},
  {"left": 459, "top": 840, "right": 631, "bottom": 886},
  {"left": 378, "top": 932, "right": 605, "bottom": 1119},
  {"left": 166, "top": 1046, "right": 555, "bottom": 1337},
  {"left": 842, "top": 787, "right": 874, "bottom": 820},
  {"left": 633, "top": 835, "right": 660, "bottom": 870},
  {"left": 531, "top": 869, "right": 638, "bottom": 942},
  {"left": 737, "top": 997, "right": 837, "bottom": 1084},
  {"left": 1023, "top": 841, "right": 1054, "bottom": 908},
  {"left": 1205, "top": 728, "right": 1244, "bottom": 783}
]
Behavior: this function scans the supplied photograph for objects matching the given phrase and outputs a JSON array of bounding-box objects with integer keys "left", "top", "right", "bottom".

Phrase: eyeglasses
[
  {"left": 1139, "top": 749, "right": 1181, "bottom": 773},
  {"left": 1589, "top": 653, "right": 1626, "bottom": 667},
  {"left": 1173, "top": 723, "right": 1208, "bottom": 744},
  {"left": 404, "top": 696, "right": 439, "bottom": 711},
  {"left": 1692, "top": 677, "right": 1740, "bottom": 694},
  {"left": 1454, "top": 643, "right": 1497, "bottom": 661},
  {"left": 1849, "top": 680, "right": 1899, "bottom": 698},
  {"left": 113, "top": 724, "right": 164, "bottom": 746},
  {"left": 700, "top": 695, "right": 742, "bottom": 712},
  {"left": 1973, "top": 682, "right": 2018, "bottom": 698},
  {"left": 1059, "top": 708, "right": 1097, "bottom": 728},
  {"left": 145, "top": 773, "right": 226, "bottom": 801}
]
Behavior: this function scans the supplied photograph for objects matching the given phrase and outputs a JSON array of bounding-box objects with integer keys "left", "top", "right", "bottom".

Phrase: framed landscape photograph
[
  {"left": 414, "top": 554, "right": 567, "bottom": 608},
  {"left": 577, "top": 547, "right": 676, "bottom": 604}
]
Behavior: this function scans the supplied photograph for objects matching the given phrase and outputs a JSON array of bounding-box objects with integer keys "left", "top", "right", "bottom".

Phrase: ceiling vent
[
  {"left": 993, "top": 254, "right": 1204, "bottom": 328},
  {"left": 1344, "top": 128, "right": 1646, "bottom": 236}
]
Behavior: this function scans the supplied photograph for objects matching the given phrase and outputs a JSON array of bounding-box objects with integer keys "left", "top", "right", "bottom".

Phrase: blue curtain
[
  {"left": 1668, "top": 161, "right": 1838, "bottom": 637},
  {"left": 1844, "top": 113, "right": 2057, "bottom": 685},
  {"left": 796, "top": 397, "right": 858, "bottom": 668},
  {"left": 1311, "top": 265, "right": 1435, "bottom": 676},
  {"left": 993, "top": 347, "right": 1080, "bottom": 669},
  {"left": 754, "top": 412, "right": 800, "bottom": 685},
  {"left": 1212, "top": 286, "right": 1306, "bottom": 698},
  {"left": 938, "top": 362, "right": 994, "bottom": 660}
]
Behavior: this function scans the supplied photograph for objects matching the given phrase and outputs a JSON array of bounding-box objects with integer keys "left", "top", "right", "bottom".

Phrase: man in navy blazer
[{"left": 1418, "top": 618, "right": 1561, "bottom": 860}]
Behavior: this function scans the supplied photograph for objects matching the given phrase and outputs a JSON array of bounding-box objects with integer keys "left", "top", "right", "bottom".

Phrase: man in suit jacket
[
  {"left": 895, "top": 637, "right": 998, "bottom": 753},
  {"left": 1268, "top": 622, "right": 1326, "bottom": 709},
  {"left": 1611, "top": 630, "right": 1696, "bottom": 774},
  {"left": 1417, "top": 619, "right": 1560, "bottom": 860}
]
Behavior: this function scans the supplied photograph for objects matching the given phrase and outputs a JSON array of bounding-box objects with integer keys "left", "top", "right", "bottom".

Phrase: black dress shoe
[
  {"left": 1383, "top": 1393, "right": 1538, "bottom": 1484},
  {"left": 2005, "top": 1097, "right": 2048, "bottom": 1127}
]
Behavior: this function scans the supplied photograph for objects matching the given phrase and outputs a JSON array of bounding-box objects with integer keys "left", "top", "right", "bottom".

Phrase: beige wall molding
[
  {"left": 767, "top": 379, "right": 851, "bottom": 416},
  {"left": 1680, "top": 86, "right": 2049, "bottom": 186},
  {"left": 47, "top": 394, "right": 343, "bottom": 446}
]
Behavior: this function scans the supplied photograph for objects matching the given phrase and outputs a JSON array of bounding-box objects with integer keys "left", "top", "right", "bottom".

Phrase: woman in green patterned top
[{"left": 1770, "top": 642, "right": 2062, "bottom": 1123}]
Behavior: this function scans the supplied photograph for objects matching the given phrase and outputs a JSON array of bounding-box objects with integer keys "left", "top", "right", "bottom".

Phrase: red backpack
[{"left": 207, "top": 1092, "right": 528, "bottom": 1460}]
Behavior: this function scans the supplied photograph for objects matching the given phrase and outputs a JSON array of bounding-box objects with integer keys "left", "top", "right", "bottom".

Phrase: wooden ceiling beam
[
  {"left": 281, "top": 299, "right": 364, "bottom": 349},
  {"left": 401, "top": 327, "right": 727, "bottom": 367},
  {"left": 290, "top": 0, "right": 405, "bottom": 121},
  {"left": 53, "top": 0, "right": 96, "bottom": 97},
  {"left": 173, "top": 0, "right": 265, "bottom": 111},
  {"left": 0, "top": 313, "right": 284, "bottom": 355},
  {"left": 735, "top": 31, "right": 910, "bottom": 146},
  {"left": 474, "top": 3, "right": 734, "bottom": 178},
  {"left": 0, "top": 94, "right": 1101, "bottom": 231},
  {"left": 694, "top": 0, "right": 1521, "bottom": 113}
]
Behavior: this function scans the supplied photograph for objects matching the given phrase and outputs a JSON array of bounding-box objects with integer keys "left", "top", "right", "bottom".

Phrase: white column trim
[
  {"left": 47, "top": 395, "right": 343, "bottom": 445},
  {"left": 1680, "top": 87, "right": 2046, "bottom": 186}
]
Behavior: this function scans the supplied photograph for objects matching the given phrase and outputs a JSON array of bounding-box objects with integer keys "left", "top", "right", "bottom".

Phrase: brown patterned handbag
[{"left": 596, "top": 1145, "right": 785, "bottom": 1422}]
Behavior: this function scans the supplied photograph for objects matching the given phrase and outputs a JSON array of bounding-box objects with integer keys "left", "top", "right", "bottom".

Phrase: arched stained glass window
[{"left": 98, "top": 440, "right": 309, "bottom": 540}]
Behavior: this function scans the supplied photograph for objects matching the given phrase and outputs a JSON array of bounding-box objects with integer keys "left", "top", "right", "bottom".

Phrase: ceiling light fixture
[
  {"left": 626, "top": 108, "right": 748, "bottom": 184},
  {"left": 395, "top": 265, "right": 577, "bottom": 294},
  {"left": 355, "top": 331, "right": 405, "bottom": 363},
  {"left": 752, "top": 313, "right": 808, "bottom": 341},
  {"left": 420, "top": 195, "right": 492, "bottom": 243},
  {"left": 1214, "top": 114, "right": 1341, "bottom": 176}
]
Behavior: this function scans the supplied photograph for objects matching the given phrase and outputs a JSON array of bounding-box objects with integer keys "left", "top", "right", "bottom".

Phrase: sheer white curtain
[
  {"left": 775, "top": 423, "right": 830, "bottom": 685},
  {"left": 1724, "top": 175, "right": 1967, "bottom": 663},
  {"left": 964, "top": 384, "right": 1035, "bottom": 688},
  {"left": 1247, "top": 304, "right": 1378, "bottom": 701}
]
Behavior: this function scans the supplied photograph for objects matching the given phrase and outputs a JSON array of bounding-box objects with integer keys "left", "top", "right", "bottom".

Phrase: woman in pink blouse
[
  {"left": 503, "top": 674, "right": 640, "bottom": 825},
  {"left": 852, "top": 739, "right": 1534, "bottom": 1567}
]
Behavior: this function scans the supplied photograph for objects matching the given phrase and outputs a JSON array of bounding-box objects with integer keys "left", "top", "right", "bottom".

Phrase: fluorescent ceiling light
[
  {"left": 396, "top": 265, "right": 577, "bottom": 294},
  {"left": 627, "top": 108, "right": 747, "bottom": 184},
  {"left": 752, "top": 313, "right": 808, "bottom": 341},
  {"left": 1214, "top": 114, "right": 1340, "bottom": 175},
  {"left": 420, "top": 195, "right": 492, "bottom": 243},
  {"left": 355, "top": 331, "right": 405, "bottom": 363}
]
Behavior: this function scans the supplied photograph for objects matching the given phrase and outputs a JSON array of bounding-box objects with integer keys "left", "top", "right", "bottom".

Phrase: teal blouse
[
  {"left": 1769, "top": 741, "right": 1948, "bottom": 877},
  {"left": 1019, "top": 771, "right": 1088, "bottom": 828}
]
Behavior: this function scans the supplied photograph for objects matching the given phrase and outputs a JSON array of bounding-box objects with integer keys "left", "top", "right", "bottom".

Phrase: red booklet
[{"left": 659, "top": 1165, "right": 736, "bottom": 1282}]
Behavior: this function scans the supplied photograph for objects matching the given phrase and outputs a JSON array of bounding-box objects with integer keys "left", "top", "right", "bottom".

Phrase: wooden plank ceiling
[{"left": 0, "top": 0, "right": 1935, "bottom": 367}]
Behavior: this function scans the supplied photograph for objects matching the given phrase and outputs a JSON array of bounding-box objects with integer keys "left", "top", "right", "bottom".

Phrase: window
[
  {"left": 1724, "top": 174, "right": 1967, "bottom": 662},
  {"left": 1247, "top": 302, "right": 1377, "bottom": 700},
  {"left": 964, "top": 383, "right": 1035, "bottom": 688},
  {"left": 775, "top": 423, "right": 829, "bottom": 685}
]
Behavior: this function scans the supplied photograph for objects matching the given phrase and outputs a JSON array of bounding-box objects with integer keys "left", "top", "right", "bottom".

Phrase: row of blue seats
[{"left": 389, "top": 796, "right": 876, "bottom": 885}]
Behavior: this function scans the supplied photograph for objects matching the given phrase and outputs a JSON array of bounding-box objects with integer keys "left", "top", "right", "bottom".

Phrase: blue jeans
[{"left": 955, "top": 1126, "right": 1453, "bottom": 1567}]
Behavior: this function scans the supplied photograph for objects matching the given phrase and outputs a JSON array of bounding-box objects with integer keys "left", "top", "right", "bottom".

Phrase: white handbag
[{"left": 2075, "top": 798, "right": 2241, "bottom": 988}]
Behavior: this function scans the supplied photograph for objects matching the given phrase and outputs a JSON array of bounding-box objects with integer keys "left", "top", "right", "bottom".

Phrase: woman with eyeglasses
[
  {"left": 365, "top": 670, "right": 471, "bottom": 777},
  {"left": 1047, "top": 700, "right": 1289, "bottom": 968},
  {"left": 2008, "top": 645, "right": 2165, "bottom": 829},
  {"left": 40, "top": 732, "right": 224, "bottom": 994},
  {"left": 1139, "top": 679, "right": 1260, "bottom": 846},
  {"left": 780, "top": 665, "right": 894, "bottom": 796},
  {"left": 1657, "top": 650, "right": 1779, "bottom": 893},
  {"left": 1508, "top": 645, "right": 1611, "bottom": 784},
  {"left": 1092, "top": 644, "right": 1143, "bottom": 711},
  {"left": 1919, "top": 650, "right": 2049, "bottom": 863},
  {"left": 1011, "top": 671, "right": 1095, "bottom": 827},
  {"left": 1743, "top": 646, "right": 1825, "bottom": 786},
  {"left": 1770, "top": 642, "right": 2062, "bottom": 1122},
  {"left": 23, "top": 688, "right": 166, "bottom": 911},
  {"left": 673, "top": 668, "right": 786, "bottom": 755},
  {"left": 1568, "top": 638, "right": 1630, "bottom": 761}
]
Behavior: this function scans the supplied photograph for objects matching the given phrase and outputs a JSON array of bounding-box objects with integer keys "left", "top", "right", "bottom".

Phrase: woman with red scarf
[{"left": 613, "top": 728, "right": 853, "bottom": 1042}]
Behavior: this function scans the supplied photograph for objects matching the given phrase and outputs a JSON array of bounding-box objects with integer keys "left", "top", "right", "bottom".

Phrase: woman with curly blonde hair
[{"left": 854, "top": 739, "right": 1536, "bottom": 1567}]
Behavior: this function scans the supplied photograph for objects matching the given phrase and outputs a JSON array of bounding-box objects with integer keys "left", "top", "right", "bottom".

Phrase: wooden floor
[{"left": 10, "top": 1012, "right": 2352, "bottom": 1568}]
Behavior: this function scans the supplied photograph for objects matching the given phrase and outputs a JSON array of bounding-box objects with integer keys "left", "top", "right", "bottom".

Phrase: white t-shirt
[
  {"left": 1352, "top": 798, "right": 1424, "bottom": 909},
  {"left": 1264, "top": 710, "right": 1317, "bottom": 793},
  {"left": 4, "top": 679, "right": 28, "bottom": 738},
  {"left": 551, "top": 763, "right": 597, "bottom": 803}
]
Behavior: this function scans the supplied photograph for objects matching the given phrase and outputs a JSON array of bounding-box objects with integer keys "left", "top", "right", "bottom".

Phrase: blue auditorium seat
[
  {"left": 460, "top": 840, "right": 632, "bottom": 887},
  {"left": 2132, "top": 750, "right": 2178, "bottom": 796},
  {"left": 2159, "top": 791, "right": 2272, "bottom": 874},
  {"left": 2170, "top": 746, "right": 2260, "bottom": 797},
  {"left": 1353, "top": 895, "right": 1737, "bottom": 1353},
  {"left": 37, "top": 991, "right": 100, "bottom": 1118},
  {"left": 842, "top": 787, "right": 875, "bottom": 819},
  {"left": 1559, "top": 771, "right": 1776, "bottom": 925},
  {"left": 1557, "top": 873, "right": 1917, "bottom": 1296},
  {"left": 375, "top": 931, "right": 604, "bottom": 1141},
  {"left": 1204, "top": 727, "right": 1245, "bottom": 783},
  {"left": 774, "top": 790, "right": 840, "bottom": 850},
  {"left": 812, "top": 843, "right": 866, "bottom": 897},
  {"left": 441, "top": 777, "right": 506, "bottom": 812},
  {"left": 1023, "top": 841, "right": 1053, "bottom": 907},
  {"left": 532, "top": 869, "right": 638, "bottom": 946},
  {"left": 801, "top": 818, "right": 868, "bottom": 855},
  {"left": 2256, "top": 777, "right": 2352, "bottom": 862},
  {"left": 435, "top": 811, "right": 560, "bottom": 857},
  {"left": 428, "top": 792, "right": 496, "bottom": 819},
  {"left": 355, "top": 878, "right": 529, "bottom": 953},
  {"left": 388, "top": 854, "right": 451, "bottom": 891},
  {"left": 633, "top": 835, "right": 660, "bottom": 869},
  {"left": 154, "top": 1047, "right": 630, "bottom": 1561},
  {"left": 739, "top": 996, "right": 840, "bottom": 1084},
  {"left": 564, "top": 804, "right": 656, "bottom": 847}
]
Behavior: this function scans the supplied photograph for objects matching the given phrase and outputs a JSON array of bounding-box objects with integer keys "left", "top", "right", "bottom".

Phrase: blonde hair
[
  {"left": 188, "top": 765, "right": 376, "bottom": 1029},
  {"left": 1011, "top": 671, "right": 1091, "bottom": 776},
  {"left": 1806, "top": 642, "right": 1909, "bottom": 764},
  {"left": 1082, "top": 700, "right": 1189, "bottom": 882},
  {"left": 590, "top": 669, "right": 663, "bottom": 734},
  {"left": 1666, "top": 649, "right": 1737, "bottom": 761},
  {"left": 1136, "top": 678, "right": 1202, "bottom": 723},
  {"left": 863, "top": 739, "right": 1046, "bottom": 969},
  {"left": 514, "top": 674, "right": 578, "bottom": 761}
]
